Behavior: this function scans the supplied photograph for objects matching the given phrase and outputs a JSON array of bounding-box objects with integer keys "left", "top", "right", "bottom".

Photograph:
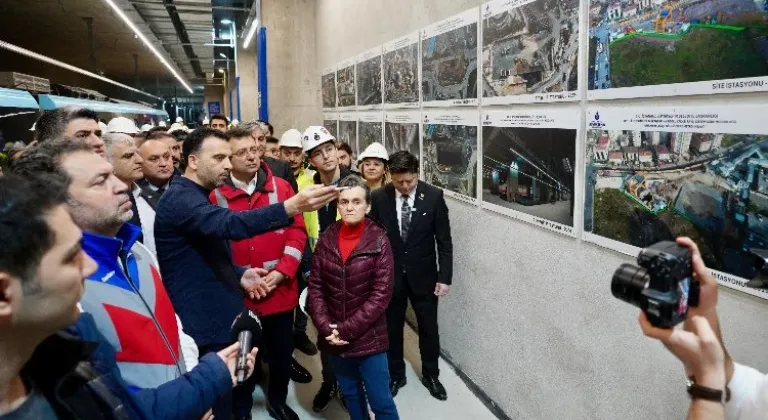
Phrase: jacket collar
[
  {"left": 82, "top": 223, "right": 141, "bottom": 263},
  {"left": 218, "top": 161, "right": 272, "bottom": 199},
  {"left": 325, "top": 216, "right": 385, "bottom": 260}
]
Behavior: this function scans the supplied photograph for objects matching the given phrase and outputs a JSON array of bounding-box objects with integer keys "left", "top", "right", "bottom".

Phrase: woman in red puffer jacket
[{"left": 307, "top": 174, "right": 400, "bottom": 420}]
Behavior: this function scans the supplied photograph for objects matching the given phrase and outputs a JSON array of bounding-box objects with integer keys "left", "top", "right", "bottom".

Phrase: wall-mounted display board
[
  {"left": 323, "top": 112, "right": 338, "bottom": 139},
  {"left": 587, "top": 0, "right": 768, "bottom": 100},
  {"left": 421, "top": 8, "right": 480, "bottom": 107},
  {"left": 358, "top": 111, "right": 384, "bottom": 152},
  {"left": 338, "top": 113, "right": 359, "bottom": 161},
  {"left": 583, "top": 105, "right": 768, "bottom": 300},
  {"left": 356, "top": 46, "right": 383, "bottom": 110},
  {"left": 321, "top": 67, "right": 337, "bottom": 109},
  {"left": 481, "top": 0, "right": 581, "bottom": 104},
  {"left": 385, "top": 111, "right": 421, "bottom": 161},
  {"left": 383, "top": 31, "right": 421, "bottom": 109},
  {"left": 481, "top": 108, "right": 578, "bottom": 237},
  {"left": 422, "top": 110, "right": 479, "bottom": 204},
  {"left": 336, "top": 57, "right": 357, "bottom": 110}
]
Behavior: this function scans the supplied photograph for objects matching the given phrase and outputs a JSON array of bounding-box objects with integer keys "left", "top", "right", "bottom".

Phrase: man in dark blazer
[{"left": 369, "top": 151, "right": 453, "bottom": 401}]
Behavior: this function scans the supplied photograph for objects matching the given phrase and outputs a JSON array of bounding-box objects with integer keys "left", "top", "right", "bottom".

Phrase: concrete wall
[
  {"left": 294, "top": 1, "right": 768, "bottom": 419},
  {"left": 237, "top": 41, "right": 259, "bottom": 123},
  {"left": 262, "top": 0, "right": 322, "bottom": 136}
]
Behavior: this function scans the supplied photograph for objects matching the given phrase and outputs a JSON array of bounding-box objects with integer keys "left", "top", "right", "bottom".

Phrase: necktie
[{"left": 401, "top": 195, "right": 411, "bottom": 240}]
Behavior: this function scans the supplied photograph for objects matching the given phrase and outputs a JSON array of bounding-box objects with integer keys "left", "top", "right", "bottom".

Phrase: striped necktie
[{"left": 401, "top": 195, "right": 411, "bottom": 240}]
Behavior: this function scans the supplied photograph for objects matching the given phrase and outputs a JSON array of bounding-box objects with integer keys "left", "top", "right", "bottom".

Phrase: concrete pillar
[
  {"left": 204, "top": 85, "right": 225, "bottom": 118},
  {"left": 236, "top": 41, "right": 259, "bottom": 123}
]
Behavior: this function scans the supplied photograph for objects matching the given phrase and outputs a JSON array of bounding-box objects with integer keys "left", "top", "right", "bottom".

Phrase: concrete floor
[{"left": 250, "top": 325, "right": 497, "bottom": 420}]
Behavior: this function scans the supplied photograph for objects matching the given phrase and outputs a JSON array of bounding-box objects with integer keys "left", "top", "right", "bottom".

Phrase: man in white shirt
[{"left": 640, "top": 237, "right": 767, "bottom": 420}]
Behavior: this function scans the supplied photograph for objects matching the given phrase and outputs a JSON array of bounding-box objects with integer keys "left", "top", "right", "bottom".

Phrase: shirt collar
[
  {"left": 81, "top": 223, "right": 141, "bottom": 262},
  {"left": 231, "top": 172, "right": 258, "bottom": 195},
  {"left": 395, "top": 186, "right": 417, "bottom": 201},
  {"left": 131, "top": 183, "right": 141, "bottom": 199}
]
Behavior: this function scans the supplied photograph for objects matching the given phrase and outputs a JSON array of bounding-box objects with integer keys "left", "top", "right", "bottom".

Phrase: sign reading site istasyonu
[{"left": 583, "top": 105, "right": 768, "bottom": 300}]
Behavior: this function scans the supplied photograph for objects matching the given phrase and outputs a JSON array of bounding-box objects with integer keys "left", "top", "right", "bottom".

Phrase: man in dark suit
[{"left": 369, "top": 151, "right": 453, "bottom": 401}]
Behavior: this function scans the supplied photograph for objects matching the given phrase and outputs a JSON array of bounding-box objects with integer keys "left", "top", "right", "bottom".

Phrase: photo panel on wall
[
  {"left": 421, "top": 8, "right": 480, "bottom": 107},
  {"left": 338, "top": 113, "right": 359, "bottom": 162},
  {"left": 422, "top": 110, "right": 480, "bottom": 204},
  {"left": 583, "top": 104, "right": 768, "bottom": 300},
  {"left": 587, "top": 0, "right": 768, "bottom": 100},
  {"left": 323, "top": 112, "right": 338, "bottom": 140},
  {"left": 481, "top": 0, "right": 581, "bottom": 104},
  {"left": 358, "top": 111, "right": 384, "bottom": 153},
  {"left": 384, "top": 111, "right": 422, "bottom": 172},
  {"left": 383, "top": 31, "right": 421, "bottom": 109},
  {"left": 321, "top": 66, "right": 337, "bottom": 110},
  {"left": 356, "top": 46, "right": 383, "bottom": 110},
  {"left": 481, "top": 108, "right": 579, "bottom": 237},
  {"left": 336, "top": 57, "right": 357, "bottom": 110}
]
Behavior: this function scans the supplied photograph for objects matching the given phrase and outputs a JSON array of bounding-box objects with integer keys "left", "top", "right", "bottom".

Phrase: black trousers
[{"left": 386, "top": 275, "right": 440, "bottom": 380}]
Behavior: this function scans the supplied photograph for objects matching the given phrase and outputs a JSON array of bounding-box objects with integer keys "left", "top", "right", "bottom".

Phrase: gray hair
[
  {"left": 101, "top": 132, "right": 135, "bottom": 162},
  {"left": 240, "top": 121, "right": 263, "bottom": 134}
]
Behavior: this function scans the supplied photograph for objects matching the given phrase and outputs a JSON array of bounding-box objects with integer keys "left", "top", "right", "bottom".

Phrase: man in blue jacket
[
  {"left": 0, "top": 173, "right": 256, "bottom": 420},
  {"left": 154, "top": 128, "right": 340, "bottom": 419}
]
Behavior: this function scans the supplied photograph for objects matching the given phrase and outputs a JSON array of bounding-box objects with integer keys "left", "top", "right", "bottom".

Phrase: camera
[{"left": 612, "top": 241, "right": 700, "bottom": 328}]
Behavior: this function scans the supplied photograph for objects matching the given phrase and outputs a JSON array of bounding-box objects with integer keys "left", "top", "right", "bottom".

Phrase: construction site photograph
[
  {"left": 588, "top": 0, "right": 768, "bottom": 95},
  {"left": 482, "top": 126, "right": 576, "bottom": 227},
  {"left": 584, "top": 128, "right": 768, "bottom": 290},
  {"left": 323, "top": 119, "right": 338, "bottom": 139},
  {"left": 336, "top": 64, "right": 357, "bottom": 108},
  {"left": 357, "top": 53, "right": 383, "bottom": 108},
  {"left": 321, "top": 72, "right": 337, "bottom": 108},
  {"left": 383, "top": 36, "right": 420, "bottom": 107},
  {"left": 359, "top": 120, "right": 383, "bottom": 150},
  {"left": 338, "top": 119, "right": 359, "bottom": 160},
  {"left": 482, "top": 0, "right": 580, "bottom": 102},
  {"left": 423, "top": 121, "right": 478, "bottom": 200},
  {"left": 385, "top": 121, "right": 421, "bottom": 159},
  {"left": 421, "top": 10, "right": 479, "bottom": 105}
]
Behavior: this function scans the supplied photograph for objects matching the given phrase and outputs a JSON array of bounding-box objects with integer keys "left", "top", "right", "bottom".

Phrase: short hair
[
  {"left": 147, "top": 126, "right": 169, "bottom": 135},
  {"left": 241, "top": 121, "right": 263, "bottom": 133},
  {"left": 182, "top": 128, "right": 228, "bottom": 169},
  {"left": 168, "top": 129, "right": 188, "bottom": 142},
  {"left": 0, "top": 173, "right": 70, "bottom": 288},
  {"left": 210, "top": 114, "right": 229, "bottom": 125},
  {"left": 10, "top": 138, "right": 92, "bottom": 183},
  {"left": 35, "top": 107, "right": 99, "bottom": 143},
  {"left": 336, "top": 141, "right": 353, "bottom": 155},
  {"left": 338, "top": 174, "right": 371, "bottom": 204},
  {"left": 102, "top": 132, "right": 134, "bottom": 161},
  {"left": 226, "top": 128, "right": 256, "bottom": 141},
  {"left": 388, "top": 151, "right": 419, "bottom": 175},
  {"left": 262, "top": 121, "right": 274, "bottom": 135},
  {"left": 140, "top": 130, "right": 177, "bottom": 147},
  {"left": 266, "top": 136, "right": 279, "bottom": 144}
]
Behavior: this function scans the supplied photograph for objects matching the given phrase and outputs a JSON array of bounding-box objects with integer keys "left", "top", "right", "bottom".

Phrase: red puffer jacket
[{"left": 308, "top": 217, "right": 394, "bottom": 358}]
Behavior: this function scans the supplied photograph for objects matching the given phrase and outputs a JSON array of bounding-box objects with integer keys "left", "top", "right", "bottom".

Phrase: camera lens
[{"left": 611, "top": 263, "right": 650, "bottom": 308}]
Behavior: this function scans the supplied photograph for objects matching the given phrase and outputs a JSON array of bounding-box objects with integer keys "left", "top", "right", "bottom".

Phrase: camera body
[{"left": 612, "top": 241, "right": 700, "bottom": 328}]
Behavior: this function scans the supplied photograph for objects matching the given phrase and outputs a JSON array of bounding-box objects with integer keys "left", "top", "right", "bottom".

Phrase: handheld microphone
[{"left": 230, "top": 309, "right": 262, "bottom": 384}]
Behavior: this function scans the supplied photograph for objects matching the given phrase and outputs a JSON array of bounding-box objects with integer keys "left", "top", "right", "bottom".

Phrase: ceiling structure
[{"left": 0, "top": 0, "right": 256, "bottom": 100}]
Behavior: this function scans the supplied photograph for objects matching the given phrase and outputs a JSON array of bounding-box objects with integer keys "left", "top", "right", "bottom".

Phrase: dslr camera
[{"left": 612, "top": 241, "right": 700, "bottom": 328}]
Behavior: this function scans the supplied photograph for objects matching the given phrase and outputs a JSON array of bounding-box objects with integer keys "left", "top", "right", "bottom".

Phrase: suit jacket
[
  {"left": 370, "top": 181, "right": 453, "bottom": 295},
  {"left": 264, "top": 156, "right": 298, "bottom": 193}
]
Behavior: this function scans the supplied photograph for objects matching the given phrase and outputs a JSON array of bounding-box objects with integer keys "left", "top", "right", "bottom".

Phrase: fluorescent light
[
  {"left": 242, "top": 18, "right": 258, "bottom": 48},
  {"left": 218, "top": 68, "right": 225, "bottom": 73},
  {"left": 219, "top": 53, "right": 227, "bottom": 58},
  {"left": 101, "top": 0, "right": 193, "bottom": 94},
  {"left": 220, "top": 19, "right": 232, "bottom": 24},
  {"left": 0, "top": 40, "right": 161, "bottom": 100}
]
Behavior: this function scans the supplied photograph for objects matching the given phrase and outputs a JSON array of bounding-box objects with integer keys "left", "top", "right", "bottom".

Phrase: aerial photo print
[
  {"left": 383, "top": 31, "right": 421, "bottom": 108},
  {"left": 423, "top": 110, "right": 479, "bottom": 203},
  {"left": 336, "top": 58, "right": 357, "bottom": 109},
  {"left": 321, "top": 67, "right": 337, "bottom": 109}
]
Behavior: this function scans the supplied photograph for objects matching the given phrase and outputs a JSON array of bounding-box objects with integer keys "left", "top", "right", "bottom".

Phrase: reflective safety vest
[
  {"left": 295, "top": 168, "right": 321, "bottom": 249},
  {"left": 80, "top": 224, "right": 185, "bottom": 391}
]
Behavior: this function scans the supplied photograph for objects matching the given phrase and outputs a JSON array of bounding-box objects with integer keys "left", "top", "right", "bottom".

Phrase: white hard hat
[
  {"left": 105, "top": 117, "right": 140, "bottom": 135},
  {"left": 98, "top": 121, "right": 107, "bottom": 132},
  {"left": 279, "top": 129, "right": 303, "bottom": 149},
  {"left": 358, "top": 142, "right": 389, "bottom": 162},
  {"left": 232, "top": 119, "right": 240, "bottom": 126},
  {"left": 175, "top": 116, "right": 183, "bottom": 123},
  {"left": 159, "top": 120, "right": 167, "bottom": 127},
  {"left": 29, "top": 122, "right": 36, "bottom": 131},
  {"left": 140, "top": 123, "right": 153, "bottom": 132},
  {"left": 202, "top": 117, "right": 210, "bottom": 125},
  {"left": 301, "top": 125, "right": 336, "bottom": 153}
]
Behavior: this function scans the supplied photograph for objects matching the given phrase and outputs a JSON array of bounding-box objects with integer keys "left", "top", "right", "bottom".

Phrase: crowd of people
[{"left": 0, "top": 107, "right": 455, "bottom": 420}]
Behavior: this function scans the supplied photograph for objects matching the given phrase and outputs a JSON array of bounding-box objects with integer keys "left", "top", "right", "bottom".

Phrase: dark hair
[
  {"left": 388, "top": 151, "right": 419, "bottom": 175},
  {"left": 182, "top": 128, "right": 228, "bottom": 170},
  {"left": 10, "top": 138, "right": 92, "bottom": 184},
  {"left": 145, "top": 130, "right": 178, "bottom": 143},
  {"left": 35, "top": 107, "right": 99, "bottom": 143},
  {"left": 169, "top": 129, "right": 188, "bottom": 142},
  {"left": 258, "top": 120, "right": 274, "bottom": 135},
  {"left": 338, "top": 174, "right": 371, "bottom": 204},
  {"left": 225, "top": 128, "right": 255, "bottom": 141},
  {"left": 210, "top": 114, "right": 229, "bottom": 126},
  {"left": 147, "top": 126, "right": 169, "bottom": 135},
  {"left": 0, "top": 173, "right": 70, "bottom": 288},
  {"left": 266, "top": 136, "right": 279, "bottom": 144},
  {"left": 336, "top": 141, "right": 353, "bottom": 155}
]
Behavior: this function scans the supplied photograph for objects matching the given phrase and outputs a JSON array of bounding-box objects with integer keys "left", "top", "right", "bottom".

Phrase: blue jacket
[{"left": 154, "top": 175, "right": 292, "bottom": 346}]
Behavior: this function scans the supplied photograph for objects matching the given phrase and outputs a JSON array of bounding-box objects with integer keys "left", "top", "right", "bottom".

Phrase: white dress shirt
[
  {"left": 231, "top": 172, "right": 258, "bottom": 195},
  {"left": 726, "top": 363, "right": 768, "bottom": 420},
  {"left": 395, "top": 187, "right": 417, "bottom": 234},
  {"left": 132, "top": 184, "right": 157, "bottom": 257}
]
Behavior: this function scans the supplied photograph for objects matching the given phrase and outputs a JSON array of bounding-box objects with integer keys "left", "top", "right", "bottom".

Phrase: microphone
[{"left": 230, "top": 309, "right": 262, "bottom": 384}]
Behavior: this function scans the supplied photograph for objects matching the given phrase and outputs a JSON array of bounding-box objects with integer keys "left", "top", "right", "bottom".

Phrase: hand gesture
[
  {"left": 216, "top": 342, "right": 258, "bottom": 387},
  {"left": 325, "top": 323, "right": 349, "bottom": 346},
  {"left": 284, "top": 185, "right": 340, "bottom": 216},
  {"left": 241, "top": 267, "right": 270, "bottom": 300}
]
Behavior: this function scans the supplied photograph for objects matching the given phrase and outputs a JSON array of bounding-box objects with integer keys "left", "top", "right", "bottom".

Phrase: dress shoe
[
  {"left": 267, "top": 402, "right": 300, "bottom": 420},
  {"left": 290, "top": 357, "right": 312, "bottom": 383},
  {"left": 312, "top": 381, "right": 338, "bottom": 412},
  {"left": 389, "top": 377, "right": 407, "bottom": 397},
  {"left": 421, "top": 375, "right": 447, "bottom": 401},
  {"left": 294, "top": 332, "right": 318, "bottom": 355}
]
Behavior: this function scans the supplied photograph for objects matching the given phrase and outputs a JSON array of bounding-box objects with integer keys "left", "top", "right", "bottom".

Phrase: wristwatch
[{"left": 686, "top": 376, "right": 730, "bottom": 404}]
